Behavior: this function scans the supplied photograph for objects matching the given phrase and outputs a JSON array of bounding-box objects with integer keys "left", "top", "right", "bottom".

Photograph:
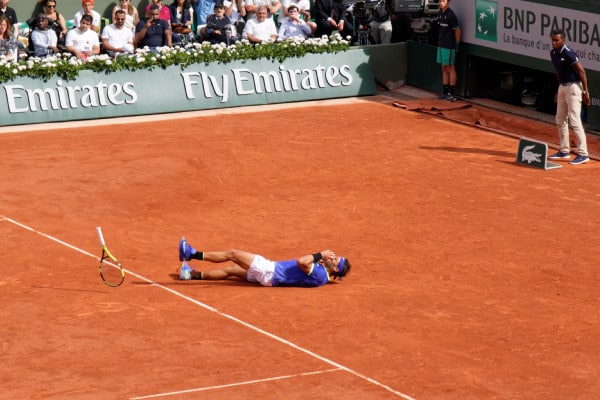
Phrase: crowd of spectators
[{"left": 0, "top": 0, "right": 415, "bottom": 61}]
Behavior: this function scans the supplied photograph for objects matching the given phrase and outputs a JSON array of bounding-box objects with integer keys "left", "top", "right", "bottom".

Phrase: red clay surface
[{"left": 1, "top": 100, "right": 600, "bottom": 400}]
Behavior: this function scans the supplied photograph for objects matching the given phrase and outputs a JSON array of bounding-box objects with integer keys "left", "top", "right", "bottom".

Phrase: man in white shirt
[
  {"left": 65, "top": 14, "right": 100, "bottom": 59},
  {"left": 74, "top": 0, "right": 102, "bottom": 33},
  {"left": 244, "top": 0, "right": 280, "bottom": 21},
  {"left": 101, "top": 9, "right": 134, "bottom": 57},
  {"left": 243, "top": 5, "right": 277, "bottom": 43}
]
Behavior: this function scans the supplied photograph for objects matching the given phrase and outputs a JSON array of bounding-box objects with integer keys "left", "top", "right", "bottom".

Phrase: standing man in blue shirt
[
  {"left": 178, "top": 237, "right": 351, "bottom": 287},
  {"left": 548, "top": 28, "right": 591, "bottom": 165}
]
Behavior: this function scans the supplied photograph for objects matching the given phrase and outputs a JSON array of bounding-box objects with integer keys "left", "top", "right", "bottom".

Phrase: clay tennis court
[{"left": 2, "top": 96, "right": 600, "bottom": 399}]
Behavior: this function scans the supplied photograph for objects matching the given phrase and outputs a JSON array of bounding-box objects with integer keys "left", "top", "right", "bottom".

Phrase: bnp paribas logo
[{"left": 475, "top": 0, "right": 498, "bottom": 42}]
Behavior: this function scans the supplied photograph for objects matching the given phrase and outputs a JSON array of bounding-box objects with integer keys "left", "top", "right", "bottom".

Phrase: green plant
[{"left": 0, "top": 34, "right": 350, "bottom": 82}]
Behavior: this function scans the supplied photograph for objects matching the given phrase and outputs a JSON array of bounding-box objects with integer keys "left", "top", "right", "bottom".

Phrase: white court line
[
  {"left": 130, "top": 368, "right": 342, "bottom": 399},
  {"left": 2, "top": 215, "right": 416, "bottom": 400}
]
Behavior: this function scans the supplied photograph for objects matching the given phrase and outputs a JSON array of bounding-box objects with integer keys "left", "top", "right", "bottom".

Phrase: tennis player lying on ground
[{"left": 178, "top": 237, "right": 351, "bottom": 287}]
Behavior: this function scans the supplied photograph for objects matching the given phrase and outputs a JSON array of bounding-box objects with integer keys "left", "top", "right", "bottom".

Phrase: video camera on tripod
[{"left": 342, "top": 0, "right": 384, "bottom": 20}]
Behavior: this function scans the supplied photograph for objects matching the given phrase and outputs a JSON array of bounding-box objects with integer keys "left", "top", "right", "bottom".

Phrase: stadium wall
[{"left": 1, "top": 48, "right": 383, "bottom": 126}]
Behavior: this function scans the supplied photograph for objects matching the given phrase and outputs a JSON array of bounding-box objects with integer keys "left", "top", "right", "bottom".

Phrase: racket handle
[{"left": 96, "top": 226, "right": 106, "bottom": 246}]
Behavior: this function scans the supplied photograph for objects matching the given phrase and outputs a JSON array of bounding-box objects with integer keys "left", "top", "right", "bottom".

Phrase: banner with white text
[
  {"left": 453, "top": 0, "right": 600, "bottom": 72},
  {"left": 1, "top": 50, "right": 375, "bottom": 127}
]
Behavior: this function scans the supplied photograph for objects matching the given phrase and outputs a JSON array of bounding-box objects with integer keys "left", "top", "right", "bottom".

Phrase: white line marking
[
  {"left": 2, "top": 215, "right": 416, "bottom": 400},
  {"left": 130, "top": 368, "right": 342, "bottom": 399}
]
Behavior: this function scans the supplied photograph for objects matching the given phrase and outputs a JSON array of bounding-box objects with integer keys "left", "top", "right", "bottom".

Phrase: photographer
[{"left": 135, "top": 4, "right": 172, "bottom": 50}]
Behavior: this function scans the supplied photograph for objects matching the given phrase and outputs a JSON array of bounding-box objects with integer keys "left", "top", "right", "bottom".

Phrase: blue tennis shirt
[{"left": 272, "top": 260, "right": 330, "bottom": 287}]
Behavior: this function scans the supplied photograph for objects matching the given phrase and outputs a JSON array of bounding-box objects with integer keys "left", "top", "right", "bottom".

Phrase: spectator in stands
[
  {"left": 169, "top": 0, "right": 194, "bottom": 44},
  {"left": 41, "top": 0, "right": 67, "bottom": 46},
  {"left": 242, "top": 5, "right": 277, "bottom": 43},
  {"left": 194, "top": 0, "right": 216, "bottom": 31},
  {"left": 112, "top": 0, "right": 140, "bottom": 33},
  {"left": 74, "top": 0, "right": 101, "bottom": 33},
  {"left": 136, "top": 4, "right": 172, "bottom": 50},
  {"left": 200, "top": 2, "right": 232, "bottom": 44},
  {"left": 101, "top": 9, "right": 134, "bottom": 57},
  {"left": 314, "top": 0, "right": 352, "bottom": 39},
  {"left": 65, "top": 13, "right": 100, "bottom": 59},
  {"left": 0, "top": 0, "right": 17, "bottom": 26},
  {"left": 245, "top": 0, "right": 280, "bottom": 21},
  {"left": 0, "top": 15, "right": 17, "bottom": 60},
  {"left": 223, "top": 0, "right": 245, "bottom": 39},
  {"left": 277, "top": 4, "right": 310, "bottom": 41},
  {"left": 30, "top": 13, "right": 59, "bottom": 57},
  {"left": 370, "top": 0, "right": 393, "bottom": 44},
  {"left": 146, "top": 0, "right": 172, "bottom": 27},
  {"left": 279, "top": 0, "right": 315, "bottom": 34}
]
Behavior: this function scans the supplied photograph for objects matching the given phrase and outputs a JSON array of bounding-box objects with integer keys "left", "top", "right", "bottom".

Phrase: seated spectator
[
  {"left": 42, "top": 0, "right": 68, "bottom": 46},
  {"left": 0, "top": 15, "right": 17, "bottom": 60},
  {"left": 112, "top": 0, "right": 140, "bottom": 33},
  {"left": 0, "top": 0, "right": 17, "bottom": 26},
  {"left": 169, "top": 0, "right": 194, "bottom": 45},
  {"left": 200, "top": 2, "right": 232, "bottom": 44},
  {"left": 101, "top": 9, "right": 134, "bottom": 57},
  {"left": 279, "top": 0, "right": 316, "bottom": 34},
  {"left": 277, "top": 4, "right": 311, "bottom": 41},
  {"left": 224, "top": 0, "right": 245, "bottom": 38},
  {"left": 146, "top": 0, "right": 171, "bottom": 27},
  {"left": 244, "top": 0, "right": 280, "bottom": 22},
  {"left": 65, "top": 13, "right": 100, "bottom": 59},
  {"left": 135, "top": 5, "right": 172, "bottom": 50},
  {"left": 314, "top": 0, "right": 353, "bottom": 39},
  {"left": 74, "top": 0, "right": 102, "bottom": 33},
  {"left": 30, "top": 13, "right": 59, "bottom": 57},
  {"left": 242, "top": 6, "right": 277, "bottom": 43}
]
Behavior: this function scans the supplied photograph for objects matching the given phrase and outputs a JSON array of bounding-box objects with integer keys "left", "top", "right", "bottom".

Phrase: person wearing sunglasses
[
  {"left": 101, "top": 9, "right": 134, "bottom": 57},
  {"left": 112, "top": 0, "right": 140, "bottom": 33},
  {"left": 41, "top": 0, "right": 67, "bottom": 45}
]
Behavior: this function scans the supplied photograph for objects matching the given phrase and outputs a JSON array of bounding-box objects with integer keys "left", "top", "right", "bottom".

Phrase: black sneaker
[{"left": 445, "top": 94, "right": 457, "bottom": 102}]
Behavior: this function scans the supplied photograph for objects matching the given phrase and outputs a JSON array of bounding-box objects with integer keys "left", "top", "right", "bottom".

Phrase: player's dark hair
[
  {"left": 81, "top": 13, "right": 93, "bottom": 24},
  {"left": 550, "top": 28, "right": 565, "bottom": 38},
  {"left": 334, "top": 257, "right": 351, "bottom": 279}
]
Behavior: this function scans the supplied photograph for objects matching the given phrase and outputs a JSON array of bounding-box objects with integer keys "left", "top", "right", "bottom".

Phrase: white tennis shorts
[{"left": 247, "top": 255, "right": 275, "bottom": 286}]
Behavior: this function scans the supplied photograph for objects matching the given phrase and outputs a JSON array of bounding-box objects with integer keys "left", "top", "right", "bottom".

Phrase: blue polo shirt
[
  {"left": 550, "top": 45, "right": 580, "bottom": 85},
  {"left": 136, "top": 19, "right": 170, "bottom": 47},
  {"left": 272, "top": 260, "right": 330, "bottom": 287}
]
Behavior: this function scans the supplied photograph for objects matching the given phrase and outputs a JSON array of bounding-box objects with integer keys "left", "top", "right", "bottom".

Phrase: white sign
[{"left": 452, "top": 0, "right": 600, "bottom": 72}]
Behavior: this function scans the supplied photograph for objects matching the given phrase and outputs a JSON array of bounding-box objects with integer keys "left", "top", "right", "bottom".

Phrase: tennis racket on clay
[{"left": 96, "top": 226, "right": 125, "bottom": 287}]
